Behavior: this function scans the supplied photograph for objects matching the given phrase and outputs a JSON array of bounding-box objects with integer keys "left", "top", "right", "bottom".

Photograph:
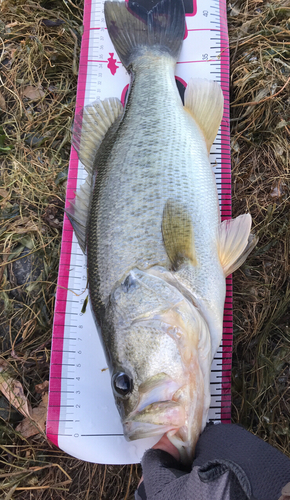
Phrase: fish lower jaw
[
  {"left": 167, "top": 389, "right": 208, "bottom": 464},
  {"left": 123, "top": 397, "right": 206, "bottom": 464},
  {"left": 122, "top": 400, "right": 185, "bottom": 441},
  {"left": 167, "top": 428, "right": 198, "bottom": 464},
  {"left": 123, "top": 421, "right": 180, "bottom": 442}
]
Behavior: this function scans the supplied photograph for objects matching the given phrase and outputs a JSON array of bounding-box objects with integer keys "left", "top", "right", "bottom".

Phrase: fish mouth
[
  {"left": 123, "top": 400, "right": 185, "bottom": 441},
  {"left": 122, "top": 373, "right": 185, "bottom": 441}
]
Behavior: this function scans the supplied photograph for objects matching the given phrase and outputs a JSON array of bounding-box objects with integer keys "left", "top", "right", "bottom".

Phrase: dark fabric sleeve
[
  {"left": 193, "top": 423, "right": 290, "bottom": 500},
  {"left": 135, "top": 481, "right": 147, "bottom": 500},
  {"left": 140, "top": 448, "right": 250, "bottom": 500},
  {"left": 137, "top": 424, "right": 290, "bottom": 500}
]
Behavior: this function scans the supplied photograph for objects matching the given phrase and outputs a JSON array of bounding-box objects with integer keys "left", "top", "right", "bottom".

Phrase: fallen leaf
[
  {"left": 7, "top": 217, "right": 39, "bottom": 234},
  {"left": 0, "top": 92, "right": 7, "bottom": 111},
  {"left": 276, "top": 120, "right": 287, "bottom": 129},
  {"left": 42, "top": 19, "right": 65, "bottom": 27},
  {"left": 0, "top": 359, "right": 8, "bottom": 370},
  {"left": 24, "top": 134, "right": 47, "bottom": 147},
  {"left": 22, "top": 86, "right": 45, "bottom": 101},
  {"left": 270, "top": 182, "right": 286, "bottom": 198},
  {"left": 0, "top": 371, "right": 31, "bottom": 418},
  {"left": 16, "top": 393, "right": 48, "bottom": 438},
  {"left": 0, "top": 189, "right": 9, "bottom": 200},
  {"left": 229, "top": 4, "right": 240, "bottom": 16},
  {"left": 35, "top": 381, "right": 49, "bottom": 394},
  {"left": 42, "top": 202, "right": 64, "bottom": 228},
  {"left": 10, "top": 48, "right": 17, "bottom": 59}
]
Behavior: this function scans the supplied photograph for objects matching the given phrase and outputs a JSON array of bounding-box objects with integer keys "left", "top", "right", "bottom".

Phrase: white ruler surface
[{"left": 47, "top": 0, "right": 232, "bottom": 464}]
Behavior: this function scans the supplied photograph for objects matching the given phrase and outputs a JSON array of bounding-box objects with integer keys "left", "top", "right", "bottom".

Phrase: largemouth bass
[{"left": 66, "top": 0, "right": 257, "bottom": 462}]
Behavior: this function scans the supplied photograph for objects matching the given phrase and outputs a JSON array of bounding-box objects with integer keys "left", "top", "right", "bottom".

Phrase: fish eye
[{"left": 112, "top": 372, "right": 133, "bottom": 398}]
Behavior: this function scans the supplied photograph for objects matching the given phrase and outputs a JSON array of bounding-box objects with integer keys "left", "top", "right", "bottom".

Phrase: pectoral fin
[
  {"left": 218, "top": 214, "right": 258, "bottom": 276},
  {"left": 184, "top": 79, "right": 224, "bottom": 153},
  {"left": 162, "top": 199, "right": 197, "bottom": 270}
]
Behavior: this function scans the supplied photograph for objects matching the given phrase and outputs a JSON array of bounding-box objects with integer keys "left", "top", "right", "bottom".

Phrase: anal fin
[
  {"left": 218, "top": 214, "right": 258, "bottom": 276},
  {"left": 162, "top": 199, "right": 197, "bottom": 270}
]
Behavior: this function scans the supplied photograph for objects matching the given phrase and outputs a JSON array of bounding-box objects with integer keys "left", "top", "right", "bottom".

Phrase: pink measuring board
[{"left": 47, "top": 0, "right": 232, "bottom": 464}]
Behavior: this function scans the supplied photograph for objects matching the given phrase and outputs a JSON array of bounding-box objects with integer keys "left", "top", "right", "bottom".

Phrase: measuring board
[{"left": 47, "top": 0, "right": 232, "bottom": 464}]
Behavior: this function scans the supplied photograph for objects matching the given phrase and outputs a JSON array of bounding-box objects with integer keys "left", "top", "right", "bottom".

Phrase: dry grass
[
  {"left": 0, "top": 0, "right": 289, "bottom": 498},
  {"left": 229, "top": 0, "right": 290, "bottom": 455}
]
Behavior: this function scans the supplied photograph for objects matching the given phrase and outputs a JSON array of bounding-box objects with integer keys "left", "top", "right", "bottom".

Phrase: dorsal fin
[
  {"left": 218, "top": 214, "right": 258, "bottom": 276},
  {"left": 72, "top": 97, "right": 123, "bottom": 174},
  {"left": 66, "top": 97, "right": 123, "bottom": 253},
  {"left": 65, "top": 177, "right": 92, "bottom": 253},
  {"left": 162, "top": 199, "right": 197, "bottom": 271},
  {"left": 184, "top": 79, "right": 224, "bottom": 153}
]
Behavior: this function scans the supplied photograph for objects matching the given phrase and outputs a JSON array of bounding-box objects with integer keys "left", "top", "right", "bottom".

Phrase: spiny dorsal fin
[
  {"left": 218, "top": 214, "right": 258, "bottom": 277},
  {"left": 66, "top": 97, "right": 123, "bottom": 253},
  {"left": 162, "top": 199, "right": 197, "bottom": 271},
  {"left": 66, "top": 176, "right": 92, "bottom": 253},
  {"left": 184, "top": 79, "right": 224, "bottom": 154},
  {"left": 72, "top": 97, "right": 123, "bottom": 174}
]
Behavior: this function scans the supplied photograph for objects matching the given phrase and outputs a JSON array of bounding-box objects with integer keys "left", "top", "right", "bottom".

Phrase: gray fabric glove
[{"left": 135, "top": 424, "right": 290, "bottom": 500}]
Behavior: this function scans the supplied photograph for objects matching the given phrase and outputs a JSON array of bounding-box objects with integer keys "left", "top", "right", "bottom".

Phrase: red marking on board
[
  {"left": 175, "top": 76, "right": 187, "bottom": 89},
  {"left": 183, "top": 0, "right": 197, "bottom": 39},
  {"left": 187, "top": 28, "right": 219, "bottom": 31},
  {"left": 107, "top": 53, "right": 119, "bottom": 75},
  {"left": 185, "top": 0, "right": 197, "bottom": 16},
  {"left": 88, "top": 60, "right": 111, "bottom": 63},
  {"left": 219, "top": 0, "right": 232, "bottom": 424},
  {"left": 46, "top": 0, "right": 92, "bottom": 447}
]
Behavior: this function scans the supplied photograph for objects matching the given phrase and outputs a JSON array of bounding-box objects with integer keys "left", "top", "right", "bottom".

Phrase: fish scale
[{"left": 90, "top": 60, "right": 221, "bottom": 311}]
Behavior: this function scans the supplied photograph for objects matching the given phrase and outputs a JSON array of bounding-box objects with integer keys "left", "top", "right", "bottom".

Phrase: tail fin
[{"left": 104, "top": 0, "right": 185, "bottom": 69}]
